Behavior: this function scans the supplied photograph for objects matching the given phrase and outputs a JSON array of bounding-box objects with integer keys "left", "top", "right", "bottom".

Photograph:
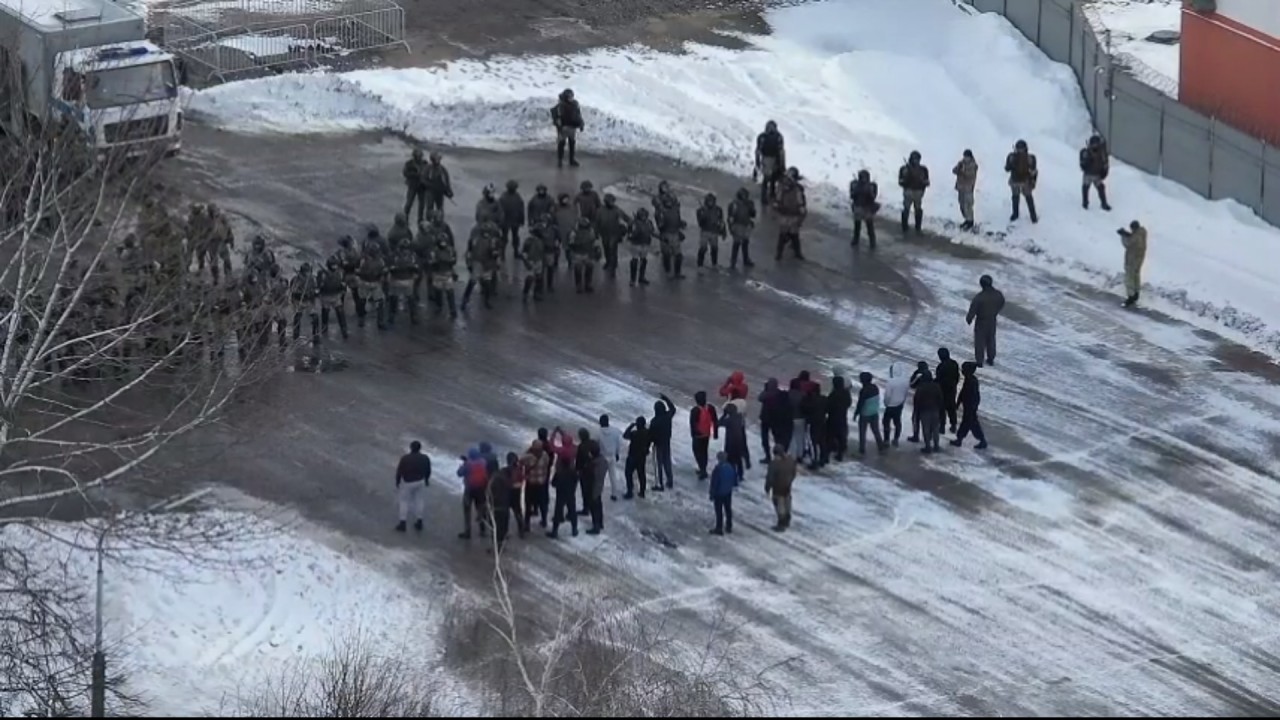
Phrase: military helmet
[
  {"left": 339, "top": 235, "right": 354, "bottom": 247},
  {"left": 1089, "top": 134, "right": 1103, "bottom": 146},
  {"left": 326, "top": 256, "right": 339, "bottom": 269},
  {"left": 580, "top": 180, "right": 593, "bottom": 191},
  {"left": 412, "top": 148, "right": 423, "bottom": 159},
  {"left": 658, "top": 180, "right": 670, "bottom": 194},
  {"left": 483, "top": 183, "right": 496, "bottom": 197},
  {"left": 252, "top": 235, "right": 266, "bottom": 250},
  {"left": 506, "top": 179, "right": 518, "bottom": 191},
  {"left": 765, "top": 120, "right": 777, "bottom": 132},
  {"left": 536, "top": 183, "right": 548, "bottom": 194},
  {"left": 787, "top": 167, "right": 801, "bottom": 181},
  {"left": 429, "top": 151, "right": 442, "bottom": 162},
  {"left": 207, "top": 202, "right": 221, "bottom": 215},
  {"left": 561, "top": 88, "right": 574, "bottom": 100},
  {"left": 858, "top": 169, "right": 871, "bottom": 181},
  {"left": 603, "top": 192, "right": 616, "bottom": 203},
  {"left": 704, "top": 192, "right": 716, "bottom": 205},
  {"left": 1015, "top": 139, "right": 1028, "bottom": 151},
  {"left": 300, "top": 262, "right": 313, "bottom": 273},
  {"left": 736, "top": 187, "right": 750, "bottom": 200},
  {"left": 557, "top": 192, "right": 571, "bottom": 204},
  {"left": 366, "top": 223, "right": 380, "bottom": 238},
  {"left": 909, "top": 150, "right": 922, "bottom": 162},
  {"left": 635, "top": 207, "right": 649, "bottom": 219},
  {"left": 189, "top": 201, "right": 205, "bottom": 213},
  {"left": 979, "top": 274, "right": 993, "bottom": 287}
]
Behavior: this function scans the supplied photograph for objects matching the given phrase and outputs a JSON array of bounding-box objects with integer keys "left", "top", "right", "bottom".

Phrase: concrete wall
[{"left": 959, "top": 0, "right": 1280, "bottom": 228}]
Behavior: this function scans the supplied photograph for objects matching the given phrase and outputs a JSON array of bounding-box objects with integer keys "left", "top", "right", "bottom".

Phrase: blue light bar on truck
[{"left": 95, "top": 47, "right": 150, "bottom": 61}]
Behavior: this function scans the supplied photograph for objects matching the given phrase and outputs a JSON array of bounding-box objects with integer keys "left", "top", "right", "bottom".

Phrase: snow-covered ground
[
  {"left": 2, "top": 508, "right": 455, "bottom": 716},
  {"left": 1083, "top": 0, "right": 1182, "bottom": 93},
  {"left": 188, "top": 0, "right": 1280, "bottom": 359}
]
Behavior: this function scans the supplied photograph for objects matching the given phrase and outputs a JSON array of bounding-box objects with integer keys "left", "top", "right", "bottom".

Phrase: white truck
[{"left": 0, "top": 0, "right": 182, "bottom": 156}]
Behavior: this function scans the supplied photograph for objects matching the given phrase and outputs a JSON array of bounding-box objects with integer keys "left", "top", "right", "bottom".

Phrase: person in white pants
[
  {"left": 596, "top": 414, "right": 624, "bottom": 502},
  {"left": 396, "top": 440, "right": 432, "bottom": 532}
]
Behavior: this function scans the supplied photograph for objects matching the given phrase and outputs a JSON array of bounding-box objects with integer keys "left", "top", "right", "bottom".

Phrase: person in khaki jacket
[
  {"left": 1118, "top": 220, "right": 1147, "bottom": 307},
  {"left": 952, "top": 149, "right": 979, "bottom": 231},
  {"left": 764, "top": 444, "right": 798, "bottom": 532}
]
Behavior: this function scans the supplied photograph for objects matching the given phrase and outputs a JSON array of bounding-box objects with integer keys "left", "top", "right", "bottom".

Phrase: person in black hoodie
[
  {"left": 547, "top": 455, "right": 580, "bottom": 538},
  {"left": 718, "top": 403, "right": 750, "bottom": 482},
  {"left": 913, "top": 372, "right": 944, "bottom": 453},
  {"left": 623, "top": 416, "right": 652, "bottom": 498},
  {"left": 906, "top": 361, "right": 932, "bottom": 443},
  {"left": 935, "top": 347, "right": 961, "bottom": 435},
  {"left": 800, "top": 383, "right": 827, "bottom": 470},
  {"left": 757, "top": 378, "right": 787, "bottom": 462},
  {"left": 575, "top": 428, "right": 598, "bottom": 516},
  {"left": 950, "top": 362, "right": 988, "bottom": 449},
  {"left": 689, "top": 391, "right": 719, "bottom": 480},
  {"left": 823, "top": 375, "right": 852, "bottom": 463},
  {"left": 650, "top": 393, "right": 677, "bottom": 490}
]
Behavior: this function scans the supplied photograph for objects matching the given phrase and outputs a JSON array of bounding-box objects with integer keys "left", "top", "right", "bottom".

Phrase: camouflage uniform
[
  {"left": 330, "top": 236, "right": 363, "bottom": 319},
  {"left": 898, "top": 152, "right": 930, "bottom": 234},
  {"left": 774, "top": 172, "right": 807, "bottom": 261},
  {"left": 1004, "top": 141, "right": 1039, "bottom": 223},
  {"left": 626, "top": 209, "right": 657, "bottom": 286},
  {"left": 952, "top": 153, "right": 978, "bottom": 229},
  {"left": 652, "top": 185, "right": 686, "bottom": 279},
  {"left": 568, "top": 217, "right": 601, "bottom": 294},
  {"left": 316, "top": 259, "right": 349, "bottom": 339},
  {"left": 387, "top": 245, "right": 421, "bottom": 326},
  {"left": 462, "top": 222, "right": 501, "bottom": 310},
  {"left": 695, "top": 193, "right": 726, "bottom": 269},
  {"left": 289, "top": 264, "right": 320, "bottom": 343},
  {"left": 520, "top": 230, "right": 547, "bottom": 302},
  {"left": 427, "top": 233, "right": 459, "bottom": 318},
  {"left": 726, "top": 189, "right": 756, "bottom": 269},
  {"left": 594, "top": 195, "right": 630, "bottom": 277},
  {"left": 356, "top": 246, "right": 389, "bottom": 330}
]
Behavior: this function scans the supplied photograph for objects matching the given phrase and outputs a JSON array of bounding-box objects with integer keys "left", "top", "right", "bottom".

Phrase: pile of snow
[
  {"left": 189, "top": 0, "right": 1280, "bottom": 357},
  {"left": 1082, "top": 0, "right": 1182, "bottom": 94},
  {"left": 2, "top": 511, "right": 446, "bottom": 716}
]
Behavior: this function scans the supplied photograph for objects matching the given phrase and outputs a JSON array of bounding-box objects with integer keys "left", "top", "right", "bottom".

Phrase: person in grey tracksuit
[{"left": 967, "top": 274, "right": 1006, "bottom": 368}]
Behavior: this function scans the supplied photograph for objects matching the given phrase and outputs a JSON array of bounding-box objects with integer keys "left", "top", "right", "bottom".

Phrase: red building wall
[{"left": 1180, "top": 6, "right": 1280, "bottom": 144}]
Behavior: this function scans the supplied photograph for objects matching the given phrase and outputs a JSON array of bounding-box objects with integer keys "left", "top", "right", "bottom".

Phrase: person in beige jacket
[
  {"left": 1119, "top": 220, "right": 1147, "bottom": 307},
  {"left": 764, "top": 445, "right": 798, "bottom": 532},
  {"left": 952, "top": 149, "right": 979, "bottom": 231}
]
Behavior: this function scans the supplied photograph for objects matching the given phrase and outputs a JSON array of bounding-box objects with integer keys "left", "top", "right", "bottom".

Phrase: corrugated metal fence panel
[
  {"left": 1210, "top": 121, "right": 1266, "bottom": 209},
  {"left": 969, "top": 0, "right": 1008, "bottom": 15},
  {"left": 1038, "top": 0, "right": 1073, "bottom": 64},
  {"left": 1259, "top": 145, "right": 1280, "bottom": 226},
  {"left": 1110, "top": 73, "right": 1162, "bottom": 175},
  {"left": 1006, "top": 0, "right": 1042, "bottom": 41},
  {"left": 1161, "top": 101, "right": 1213, "bottom": 197}
]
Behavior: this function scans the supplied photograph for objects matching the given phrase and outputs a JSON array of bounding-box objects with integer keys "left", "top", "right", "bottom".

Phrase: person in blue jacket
[{"left": 709, "top": 452, "right": 737, "bottom": 536}]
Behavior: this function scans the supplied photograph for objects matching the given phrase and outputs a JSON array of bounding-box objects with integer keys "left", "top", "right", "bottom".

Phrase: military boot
[
  {"left": 696, "top": 247, "right": 707, "bottom": 268},
  {"left": 445, "top": 289, "right": 458, "bottom": 318},
  {"left": 544, "top": 267, "right": 555, "bottom": 294},
  {"left": 913, "top": 208, "right": 923, "bottom": 234},
  {"left": 320, "top": 307, "right": 330, "bottom": 334},
  {"left": 1026, "top": 196, "right": 1039, "bottom": 224},
  {"left": 900, "top": 209, "right": 910, "bottom": 233},
  {"left": 335, "top": 308, "right": 349, "bottom": 339},
  {"left": 1081, "top": 184, "right": 1090, "bottom": 210},
  {"left": 375, "top": 300, "right": 387, "bottom": 330},
  {"left": 557, "top": 140, "right": 565, "bottom": 168},
  {"left": 729, "top": 242, "right": 740, "bottom": 269},
  {"left": 584, "top": 265, "right": 596, "bottom": 293},
  {"left": 792, "top": 234, "right": 805, "bottom": 261},
  {"left": 1010, "top": 192, "right": 1021, "bottom": 222},
  {"left": 573, "top": 265, "right": 584, "bottom": 293},
  {"left": 673, "top": 253, "right": 685, "bottom": 279},
  {"left": 852, "top": 220, "right": 862, "bottom": 246},
  {"left": 386, "top": 297, "right": 397, "bottom": 327},
  {"left": 629, "top": 258, "right": 639, "bottom": 286},
  {"left": 482, "top": 278, "right": 495, "bottom": 309},
  {"left": 408, "top": 299, "right": 419, "bottom": 325},
  {"left": 741, "top": 241, "right": 755, "bottom": 268},
  {"left": 639, "top": 259, "right": 651, "bottom": 285},
  {"left": 710, "top": 245, "right": 719, "bottom": 267},
  {"left": 522, "top": 276, "right": 535, "bottom": 303},
  {"left": 568, "top": 139, "right": 579, "bottom": 167},
  {"left": 661, "top": 252, "right": 671, "bottom": 276},
  {"left": 460, "top": 279, "right": 475, "bottom": 310},
  {"left": 1098, "top": 184, "right": 1112, "bottom": 211}
]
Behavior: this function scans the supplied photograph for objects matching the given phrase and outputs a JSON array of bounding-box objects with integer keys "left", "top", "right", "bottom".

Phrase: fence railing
[
  {"left": 156, "top": 1, "right": 408, "bottom": 84},
  {"left": 960, "top": 0, "right": 1280, "bottom": 228}
]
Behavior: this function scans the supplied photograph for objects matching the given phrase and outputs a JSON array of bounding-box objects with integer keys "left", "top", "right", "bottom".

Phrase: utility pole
[{"left": 90, "top": 530, "right": 106, "bottom": 718}]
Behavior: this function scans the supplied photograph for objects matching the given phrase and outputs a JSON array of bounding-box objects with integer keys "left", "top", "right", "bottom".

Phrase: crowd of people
[{"left": 393, "top": 351, "right": 992, "bottom": 546}]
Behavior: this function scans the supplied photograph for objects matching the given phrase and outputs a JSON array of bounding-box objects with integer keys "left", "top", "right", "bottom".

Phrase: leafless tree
[{"left": 0, "top": 95, "right": 284, "bottom": 713}]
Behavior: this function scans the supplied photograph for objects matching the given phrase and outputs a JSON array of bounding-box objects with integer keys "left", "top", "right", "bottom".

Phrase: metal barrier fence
[
  {"left": 156, "top": 0, "right": 407, "bottom": 83},
  {"left": 960, "top": 0, "right": 1280, "bottom": 228}
]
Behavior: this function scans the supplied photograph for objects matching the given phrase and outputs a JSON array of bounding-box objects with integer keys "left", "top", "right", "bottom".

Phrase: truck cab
[{"left": 54, "top": 42, "right": 182, "bottom": 156}]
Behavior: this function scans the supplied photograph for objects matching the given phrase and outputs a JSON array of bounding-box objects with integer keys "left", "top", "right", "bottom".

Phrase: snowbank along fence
[
  {"left": 961, "top": 0, "right": 1280, "bottom": 229},
  {"left": 154, "top": 0, "right": 408, "bottom": 83}
]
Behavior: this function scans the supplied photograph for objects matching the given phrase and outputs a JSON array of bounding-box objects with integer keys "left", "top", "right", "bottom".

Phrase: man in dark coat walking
[
  {"left": 623, "top": 417, "right": 652, "bottom": 499},
  {"left": 718, "top": 403, "right": 750, "bottom": 482},
  {"left": 950, "top": 362, "right": 988, "bottom": 450},
  {"left": 912, "top": 371, "right": 944, "bottom": 453},
  {"left": 967, "top": 274, "right": 1006, "bottom": 368},
  {"left": 935, "top": 347, "right": 961, "bottom": 434},
  {"left": 758, "top": 378, "right": 790, "bottom": 462}
]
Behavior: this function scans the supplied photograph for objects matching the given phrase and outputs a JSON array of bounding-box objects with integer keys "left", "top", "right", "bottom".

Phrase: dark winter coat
[
  {"left": 1005, "top": 151, "right": 1038, "bottom": 186},
  {"left": 650, "top": 395, "right": 676, "bottom": 443},
  {"left": 936, "top": 353, "right": 961, "bottom": 390},
  {"left": 756, "top": 129, "right": 784, "bottom": 159},
  {"left": 595, "top": 205, "right": 630, "bottom": 240},
  {"left": 396, "top": 451, "right": 432, "bottom": 484},
  {"left": 709, "top": 461, "right": 737, "bottom": 498},
  {"left": 787, "top": 387, "right": 805, "bottom": 421},
  {"left": 849, "top": 179, "right": 879, "bottom": 211},
  {"left": 1080, "top": 141, "right": 1110, "bottom": 178},
  {"left": 800, "top": 390, "right": 826, "bottom": 426},
  {"left": 402, "top": 158, "right": 428, "bottom": 189},
  {"left": 527, "top": 193, "right": 555, "bottom": 226},
  {"left": 854, "top": 383, "right": 882, "bottom": 418},
  {"left": 576, "top": 439, "right": 599, "bottom": 477},
  {"left": 488, "top": 468, "right": 514, "bottom": 511},
  {"left": 718, "top": 407, "right": 748, "bottom": 458},
  {"left": 624, "top": 424, "right": 652, "bottom": 458},
  {"left": 499, "top": 190, "right": 525, "bottom": 229},
  {"left": 967, "top": 287, "right": 1006, "bottom": 327},
  {"left": 959, "top": 373, "right": 981, "bottom": 413},
  {"left": 765, "top": 454, "right": 797, "bottom": 497},
  {"left": 913, "top": 378, "right": 943, "bottom": 413},
  {"left": 551, "top": 464, "right": 578, "bottom": 493},
  {"left": 759, "top": 379, "right": 790, "bottom": 430},
  {"left": 909, "top": 365, "right": 931, "bottom": 389},
  {"left": 825, "top": 379, "right": 852, "bottom": 428},
  {"left": 553, "top": 98, "right": 584, "bottom": 129},
  {"left": 727, "top": 198, "right": 756, "bottom": 228},
  {"left": 575, "top": 191, "right": 602, "bottom": 221},
  {"left": 654, "top": 196, "right": 684, "bottom": 233},
  {"left": 899, "top": 162, "right": 930, "bottom": 191},
  {"left": 554, "top": 205, "right": 578, "bottom": 247},
  {"left": 696, "top": 204, "right": 726, "bottom": 234},
  {"left": 423, "top": 162, "right": 452, "bottom": 195}
]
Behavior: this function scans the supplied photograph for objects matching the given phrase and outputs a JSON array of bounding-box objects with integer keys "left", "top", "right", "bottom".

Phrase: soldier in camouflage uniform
[
  {"left": 652, "top": 181, "right": 686, "bottom": 279},
  {"left": 245, "top": 235, "right": 280, "bottom": 281},
  {"left": 207, "top": 204, "right": 235, "bottom": 284},
  {"left": 520, "top": 226, "right": 547, "bottom": 303},
  {"left": 594, "top": 193, "right": 630, "bottom": 279},
  {"left": 475, "top": 184, "right": 505, "bottom": 227},
  {"left": 289, "top": 262, "right": 320, "bottom": 344},
  {"left": 387, "top": 241, "right": 421, "bottom": 326},
  {"left": 387, "top": 212, "right": 414, "bottom": 254},
  {"left": 726, "top": 187, "right": 757, "bottom": 269},
  {"left": 626, "top": 206, "right": 656, "bottom": 287},
  {"left": 695, "top": 192, "right": 726, "bottom": 270},
  {"left": 427, "top": 229, "right": 459, "bottom": 318},
  {"left": 316, "top": 257, "right": 349, "bottom": 340},
  {"left": 356, "top": 243, "right": 389, "bottom": 330},
  {"left": 417, "top": 210, "right": 455, "bottom": 308},
  {"left": 462, "top": 221, "right": 501, "bottom": 311},
  {"left": 211, "top": 274, "right": 241, "bottom": 361},
  {"left": 186, "top": 202, "right": 214, "bottom": 278},
  {"left": 330, "top": 235, "right": 363, "bottom": 321},
  {"left": 568, "top": 216, "right": 601, "bottom": 294},
  {"left": 268, "top": 271, "right": 291, "bottom": 349}
]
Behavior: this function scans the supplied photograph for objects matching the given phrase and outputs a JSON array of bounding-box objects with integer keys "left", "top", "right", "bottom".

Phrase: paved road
[{"left": 160, "top": 122, "right": 1280, "bottom": 716}]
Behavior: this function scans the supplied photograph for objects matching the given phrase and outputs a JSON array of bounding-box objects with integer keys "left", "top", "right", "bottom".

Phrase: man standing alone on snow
[
  {"left": 1005, "top": 139, "right": 1039, "bottom": 224},
  {"left": 967, "top": 274, "right": 1006, "bottom": 368},
  {"left": 551, "top": 88, "right": 584, "bottom": 167},
  {"left": 755, "top": 120, "right": 786, "bottom": 205},
  {"left": 950, "top": 362, "right": 988, "bottom": 450},
  {"left": 395, "top": 441, "right": 432, "bottom": 533},
  {"left": 689, "top": 391, "right": 720, "bottom": 480},
  {"left": 1118, "top": 220, "right": 1147, "bottom": 308},
  {"left": 1080, "top": 134, "right": 1112, "bottom": 211}
]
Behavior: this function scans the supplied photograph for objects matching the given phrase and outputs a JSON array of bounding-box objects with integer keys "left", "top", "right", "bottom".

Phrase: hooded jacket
[
  {"left": 758, "top": 378, "right": 790, "bottom": 429},
  {"left": 854, "top": 381, "right": 881, "bottom": 418},
  {"left": 936, "top": 349, "right": 961, "bottom": 389},
  {"left": 799, "top": 387, "right": 825, "bottom": 425},
  {"left": 709, "top": 460, "right": 738, "bottom": 498},
  {"left": 913, "top": 376, "right": 943, "bottom": 413},
  {"left": 826, "top": 377, "right": 852, "bottom": 426},
  {"left": 959, "top": 364, "right": 981, "bottom": 411},
  {"left": 718, "top": 404, "right": 749, "bottom": 457},
  {"left": 650, "top": 395, "right": 676, "bottom": 443},
  {"left": 909, "top": 362, "right": 931, "bottom": 389},
  {"left": 456, "top": 447, "right": 488, "bottom": 491},
  {"left": 689, "top": 392, "right": 719, "bottom": 439},
  {"left": 499, "top": 189, "right": 525, "bottom": 229},
  {"left": 597, "top": 424, "right": 624, "bottom": 460},
  {"left": 719, "top": 371, "right": 748, "bottom": 401},
  {"left": 883, "top": 363, "right": 911, "bottom": 408},
  {"left": 479, "top": 441, "right": 499, "bottom": 475},
  {"left": 624, "top": 422, "right": 652, "bottom": 458}
]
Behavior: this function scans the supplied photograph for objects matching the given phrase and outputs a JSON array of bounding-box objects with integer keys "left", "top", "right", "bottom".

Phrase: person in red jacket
[
  {"left": 689, "top": 391, "right": 720, "bottom": 480},
  {"left": 719, "top": 371, "right": 748, "bottom": 401},
  {"left": 793, "top": 369, "right": 818, "bottom": 395}
]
